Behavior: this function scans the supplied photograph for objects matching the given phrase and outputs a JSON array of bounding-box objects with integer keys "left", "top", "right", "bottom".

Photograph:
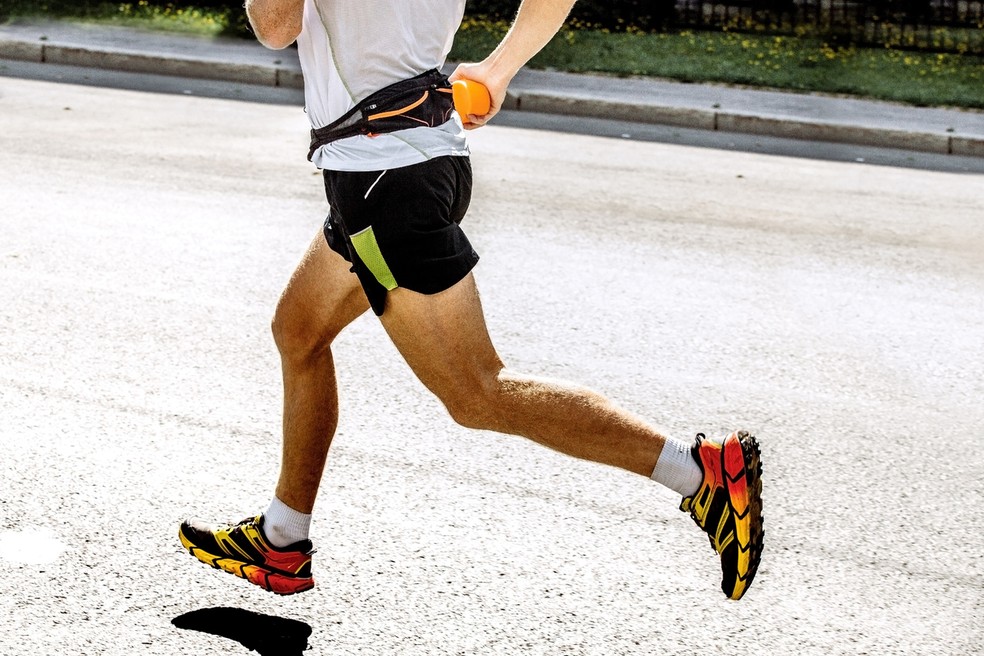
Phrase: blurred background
[{"left": 1, "top": 1, "right": 981, "bottom": 108}]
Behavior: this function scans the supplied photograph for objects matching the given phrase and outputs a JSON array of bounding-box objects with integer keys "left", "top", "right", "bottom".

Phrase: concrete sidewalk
[{"left": 2, "top": 18, "right": 982, "bottom": 157}]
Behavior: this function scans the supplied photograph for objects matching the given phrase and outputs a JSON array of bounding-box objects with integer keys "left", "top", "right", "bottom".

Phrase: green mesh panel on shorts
[{"left": 350, "top": 226, "right": 398, "bottom": 291}]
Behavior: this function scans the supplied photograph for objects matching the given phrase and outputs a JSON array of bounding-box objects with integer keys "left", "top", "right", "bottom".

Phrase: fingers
[
  {"left": 449, "top": 62, "right": 506, "bottom": 128},
  {"left": 462, "top": 111, "right": 494, "bottom": 130}
]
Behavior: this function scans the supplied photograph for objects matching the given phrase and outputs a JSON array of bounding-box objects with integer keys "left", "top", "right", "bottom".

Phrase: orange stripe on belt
[{"left": 368, "top": 91, "right": 429, "bottom": 121}]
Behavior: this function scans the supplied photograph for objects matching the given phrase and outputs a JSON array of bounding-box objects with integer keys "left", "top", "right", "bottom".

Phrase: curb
[
  {"left": 0, "top": 39, "right": 304, "bottom": 89},
  {"left": 504, "top": 92, "right": 717, "bottom": 131},
  {"left": 2, "top": 38, "right": 982, "bottom": 157},
  {"left": 507, "top": 91, "right": 980, "bottom": 156}
]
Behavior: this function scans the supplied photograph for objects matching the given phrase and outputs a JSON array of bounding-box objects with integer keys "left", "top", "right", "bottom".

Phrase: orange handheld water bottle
[{"left": 451, "top": 79, "right": 491, "bottom": 118}]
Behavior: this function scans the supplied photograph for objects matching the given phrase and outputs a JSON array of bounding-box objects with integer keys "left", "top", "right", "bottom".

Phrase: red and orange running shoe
[
  {"left": 680, "top": 430, "right": 764, "bottom": 600},
  {"left": 178, "top": 515, "right": 315, "bottom": 595}
]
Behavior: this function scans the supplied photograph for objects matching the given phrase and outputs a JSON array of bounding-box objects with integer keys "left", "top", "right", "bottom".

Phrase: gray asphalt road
[{"left": 1, "top": 73, "right": 982, "bottom": 656}]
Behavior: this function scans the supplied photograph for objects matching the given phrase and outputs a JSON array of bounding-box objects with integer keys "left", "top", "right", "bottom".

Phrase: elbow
[
  {"left": 259, "top": 36, "right": 297, "bottom": 51},
  {"left": 251, "top": 24, "right": 300, "bottom": 50},
  {"left": 245, "top": 4, "right": 302, "bottom": 50}
]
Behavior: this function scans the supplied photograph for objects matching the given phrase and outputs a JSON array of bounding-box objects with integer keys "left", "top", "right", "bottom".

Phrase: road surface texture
[{"left": 1, "top": 73, "right": 982, "bottom": 655}]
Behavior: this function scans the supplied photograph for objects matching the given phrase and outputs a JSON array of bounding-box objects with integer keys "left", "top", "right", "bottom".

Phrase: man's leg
[
  {"left": 179, "top": 231, "right": 369, "bottom": 595},
  {"left": 379, "top": 273, "right": 667, "bottom": 476},
  {"left": 271, "top": 232, "right": 369, "bottom": 513},
  {"left": 380, "top": 273, "right": 764, "bottom": 601}
]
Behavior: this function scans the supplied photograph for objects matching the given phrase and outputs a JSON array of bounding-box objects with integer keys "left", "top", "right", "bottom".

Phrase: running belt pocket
[{"left": 308, "top": 69, "right": 455, "bottom": 160}]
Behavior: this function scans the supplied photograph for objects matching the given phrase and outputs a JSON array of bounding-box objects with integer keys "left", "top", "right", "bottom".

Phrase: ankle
[
  {"left": 263, "top": 496, "right": 312, "bottom": 548},
  {"left": 651, "top": 437, "right": 702, "bottom": 498}
]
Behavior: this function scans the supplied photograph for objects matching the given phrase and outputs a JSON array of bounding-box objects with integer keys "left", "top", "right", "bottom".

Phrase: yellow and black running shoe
[
  {"left": 178, "top": 515, "right": 315, "bottom": 595},
  {"left": 680, "top": 430, "right": 764, "bottom": 600}
]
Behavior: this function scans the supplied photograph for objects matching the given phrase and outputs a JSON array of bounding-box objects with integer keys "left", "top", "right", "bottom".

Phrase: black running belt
[{"left": 308, "top": 69, "right": 455, "bottom": 161}]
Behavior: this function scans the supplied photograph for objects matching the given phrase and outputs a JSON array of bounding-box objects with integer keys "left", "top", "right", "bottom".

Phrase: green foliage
[
  {"left": 6, "top": 0, "right": 243, "bottom": 8},
  {"left": 0, "top": 1, "right": 248, "bottom": 37},
  {"left": 466, "top": 0, "right": 678, "bottom": 31},
  {"left": 466, "top": 0, "right": 983, "bottom": 54}
]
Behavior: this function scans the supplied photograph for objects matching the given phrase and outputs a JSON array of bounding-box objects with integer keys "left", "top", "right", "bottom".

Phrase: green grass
[
  {"left": 1, "top": 2, "right": 237, "bottom": 37},
  {"left": 2, "top": 4, "right": 982, "bottom": 109}
]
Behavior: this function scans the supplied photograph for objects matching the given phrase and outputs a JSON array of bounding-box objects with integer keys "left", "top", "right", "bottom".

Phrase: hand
[
  {"left": 449, "top": 1, "right": 575, "bottom": 129},
  {"left": 448, "top": 62, "right": 509, "bottom": 130}
]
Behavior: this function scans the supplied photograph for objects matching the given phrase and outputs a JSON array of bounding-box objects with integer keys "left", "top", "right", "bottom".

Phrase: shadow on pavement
[{"left": 172, "top": 607, "right": 312, "bottom": 656}]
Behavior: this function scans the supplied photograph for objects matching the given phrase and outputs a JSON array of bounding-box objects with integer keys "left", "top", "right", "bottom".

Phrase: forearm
[
  {"left": 482, "top": 0, "right": 577, "bottom": 88},
  {"left": 449, "top": 0, "right": 576, "bottom": 127},
  {"left": 245, "top": 0, "right": 304, "bottom": 50}
]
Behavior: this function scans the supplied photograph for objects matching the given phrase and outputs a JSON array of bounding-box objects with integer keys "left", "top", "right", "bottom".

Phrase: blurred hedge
[
  {"left": 7, "top": 1, "right": 978, "bottom": 53},
  {"left": 86, "top": 0, "right": 676, "bottom": 28},
  {"left": 466, "top": 1, "right": 678, "bottom": 30},
  {"left": 0, "top": 0, "right": 249, "bottom": 36},
  {"left": 4, "top": 1, "right": 676, "bottom": 33}
]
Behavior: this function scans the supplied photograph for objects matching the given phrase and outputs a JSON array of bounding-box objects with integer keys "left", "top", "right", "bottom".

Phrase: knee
[
  {"left": 271, "top": 299, "right": 335, "bottom": 368},
  {"left": 440, "top": 373, "right": 505, "bottom": 431}
]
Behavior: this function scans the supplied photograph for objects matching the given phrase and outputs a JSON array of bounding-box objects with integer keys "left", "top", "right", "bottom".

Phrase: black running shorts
[{"left": 322, "top": 155, "right": 479, "bottom": 316}]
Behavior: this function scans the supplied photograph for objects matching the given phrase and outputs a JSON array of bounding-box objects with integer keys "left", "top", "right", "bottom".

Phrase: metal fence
[{"left": 673, "top": 1, "right": 984, "bottom": 53}]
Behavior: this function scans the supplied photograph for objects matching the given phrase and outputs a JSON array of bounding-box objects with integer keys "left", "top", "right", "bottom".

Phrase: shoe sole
[
  {"left": 722, "top": 430, "right": 764, "bottom": 600},
  {"left": 178, "top": 529, "right": 314, "bottom": 596}
]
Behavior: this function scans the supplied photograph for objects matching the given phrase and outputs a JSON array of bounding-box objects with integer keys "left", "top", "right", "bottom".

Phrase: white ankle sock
[
  {"left": 651, "top": 437, "right": 703, "bottom": 498},
  {"left": 263, "top": 496, "right": 311, "bottom": 548}
]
